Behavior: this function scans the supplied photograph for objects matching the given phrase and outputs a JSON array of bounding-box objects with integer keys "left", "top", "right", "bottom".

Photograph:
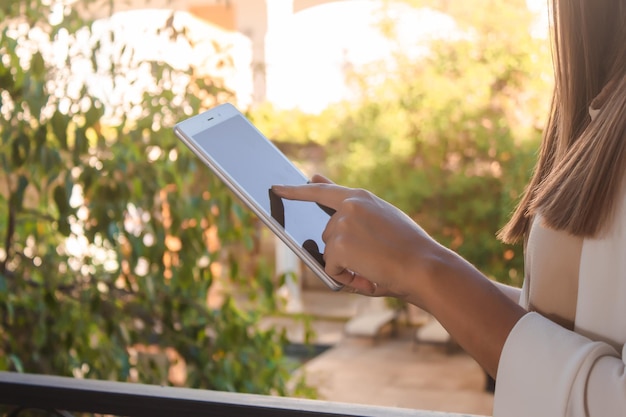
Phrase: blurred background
[{"left": 0, "top": 0, "right": 552, "bottom": 414}]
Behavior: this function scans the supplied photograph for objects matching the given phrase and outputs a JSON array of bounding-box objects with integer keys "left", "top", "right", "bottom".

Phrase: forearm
[{"left": 407, "top": 246, "right": 527, "bottom": 378}]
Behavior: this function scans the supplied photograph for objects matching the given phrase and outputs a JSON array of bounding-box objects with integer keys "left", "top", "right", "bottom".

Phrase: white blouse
[
  {"left": 493, "top": 185, "right": 626, "bottom": 416},
  {"left": 521, "top": 213, "right": 582, "bottom": 330}
]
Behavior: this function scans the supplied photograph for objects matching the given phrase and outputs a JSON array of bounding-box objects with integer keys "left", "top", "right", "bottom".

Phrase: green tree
[
  {"left": 252, "top": 0, "right": 551, "bottom": 286},
  {"left": 0, "top": 0, "right": 305, "bottom": 396}
]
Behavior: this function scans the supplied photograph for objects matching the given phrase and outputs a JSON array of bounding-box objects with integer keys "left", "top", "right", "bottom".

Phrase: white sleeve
[
  {"left": 493, "top": 312, "right": 625, "bottom": 417},
  {"left": 492, "top": 281, "right": 522, "bottom": 304}
]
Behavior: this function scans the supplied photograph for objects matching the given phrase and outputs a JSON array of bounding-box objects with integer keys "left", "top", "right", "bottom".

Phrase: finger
[
  {"left": 338, "top": 269, "right": 357, "bottom": 293},
  {"left": 366, "top": 280, "right": 380, "bottom": 296},
  {"left": 343, "top": 286, "right": 359, "bottom": 294},
  {"left": 271, "top": 182, "right": 351, "bottom": 210},
  {"left": 310, "top": 174, "right": 334, "bottom": 184},
  {"left": 329, "top": 267, "right": 375, "bottom": 294},
  {"left": 341, "top": 276, "right": 381, "bottom": 296},
  {"left": 306, "top": 176, "right": 337, "bottom": 215},
  {"left": 351, "top": 275, "right": 379, "bottom": 296}
]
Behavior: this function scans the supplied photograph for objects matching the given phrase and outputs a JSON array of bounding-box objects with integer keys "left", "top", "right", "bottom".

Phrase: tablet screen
[{"left": 192, "top": 114, "right": 330, "bottom": 265}]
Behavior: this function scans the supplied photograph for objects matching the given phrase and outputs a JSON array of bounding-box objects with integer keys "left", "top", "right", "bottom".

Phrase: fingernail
[{"left": 271, "top": 185, "right": 287, "bottom": 195}]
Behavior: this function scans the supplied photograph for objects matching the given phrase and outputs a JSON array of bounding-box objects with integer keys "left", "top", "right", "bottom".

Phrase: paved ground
[
  {"left": 300, "top": 331, "right": 493, "bottom": 416},
  {"left": 264, "top": 290, "right": 495, "bottom": 416}
]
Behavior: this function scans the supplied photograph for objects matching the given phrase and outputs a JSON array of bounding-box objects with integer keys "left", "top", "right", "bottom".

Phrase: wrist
[{"left": 401, "top": 243, "right": 457, "bottom": 312}]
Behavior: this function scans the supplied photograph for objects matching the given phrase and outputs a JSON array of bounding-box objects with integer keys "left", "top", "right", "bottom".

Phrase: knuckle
[
  {"left": 333, "top": 232, "right": 350, "bottom": 252},
  {"left": 333, "top": 215, "right": 351, "bottom": 235},
  {"left": 341, "top": 198, "right": 360, "bottom": 214},
  {"left": 341, "top": 189, "right": 373, "bottom": 212},
  {"left": 353, "top": 188, "right": 370, "bottom": 199}
]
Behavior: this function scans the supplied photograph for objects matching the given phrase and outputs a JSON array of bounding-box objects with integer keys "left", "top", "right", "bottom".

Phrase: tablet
[{"left": 173, "top": 103, "right": 342, "bottom": 291}]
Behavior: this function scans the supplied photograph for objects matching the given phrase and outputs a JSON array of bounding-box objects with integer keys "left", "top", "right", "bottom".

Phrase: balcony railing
[{"left": 0, "top": 371, "right": 483, "bottom": 417}]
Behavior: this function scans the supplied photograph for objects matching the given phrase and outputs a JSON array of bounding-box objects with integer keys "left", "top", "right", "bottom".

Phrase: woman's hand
[
  {"left": 272, "top": 175, "right": 446, "bottom": 305},
  {"left": 274, "top": 175, "right": 526, "bottom": 378}
]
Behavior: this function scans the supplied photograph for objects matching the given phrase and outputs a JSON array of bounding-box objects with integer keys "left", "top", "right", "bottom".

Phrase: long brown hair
[{"left": 498, "top": 0, "right": 626, "bottom": 244}]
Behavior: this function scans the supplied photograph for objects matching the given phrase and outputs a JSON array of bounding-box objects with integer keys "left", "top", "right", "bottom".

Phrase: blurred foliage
[
  {"left": 0, "top": 0, "right": 311, "bottom": 397},
  {"left": 252, "top": 0, "right": 552, "bottom": 286}
]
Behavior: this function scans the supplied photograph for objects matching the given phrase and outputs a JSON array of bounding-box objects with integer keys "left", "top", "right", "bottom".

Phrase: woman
[{"left": 272, "top": 0, "right": 626, "bottom": 415}]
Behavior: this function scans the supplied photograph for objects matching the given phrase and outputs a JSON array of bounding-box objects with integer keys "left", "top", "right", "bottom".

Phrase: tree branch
[
  {"left": 1, "top": 197, "right": 15, "bottom": 275},
  {"left": 19, "top": 208, "right": 57, "bottom": 223}
]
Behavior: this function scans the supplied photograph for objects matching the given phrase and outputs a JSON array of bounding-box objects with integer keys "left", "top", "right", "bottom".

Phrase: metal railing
[{"left": 0, "top": 371, "right": 482, "bottom": 417}]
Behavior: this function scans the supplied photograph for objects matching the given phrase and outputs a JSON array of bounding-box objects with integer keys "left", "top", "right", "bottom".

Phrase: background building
[{"left": 77, "top": 0, "right": 454, "bottom": 112}]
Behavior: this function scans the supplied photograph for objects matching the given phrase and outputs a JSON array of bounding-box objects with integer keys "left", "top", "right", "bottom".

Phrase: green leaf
[
  {"left": 73, "top": 127, "right": 88, "bottom": 162},
  {"left": 10, "top": 175, "right": 29, "bottom": 211},
  {"left": 11, "top": 134, "right": 30, "bottom": 167},
  {"left": 53, "top": 184, "right": 69, "bottom": 215},
  {"left": 84, "top": 100, "right": 103, "bottom": 128},
  {"left": 9, "top": 354, "right": 24, "bottom": 373},
  {"left": 57, "top": 217, "right": 71, "bottom": 236},
  {"left": 50, "top": 111, "right": 68, "bottom": 149},
  {"left": 30, "top": 51, "right": 45, "bottom": 80},
  {"left": 5, "top": 299, "right": 14, "bottom": 325}
]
